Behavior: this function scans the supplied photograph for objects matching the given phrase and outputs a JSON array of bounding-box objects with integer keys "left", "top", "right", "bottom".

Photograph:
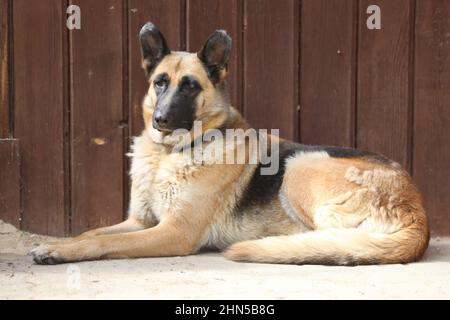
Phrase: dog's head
[{"left": 139, "top": 22, "right": 232, "bottom": 143}]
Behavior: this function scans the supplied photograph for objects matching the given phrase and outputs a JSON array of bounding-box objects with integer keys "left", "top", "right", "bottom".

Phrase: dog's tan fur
[
  {"left": 226, "top": 154, "right": 428, "bottom": 265},
  {"left": 30, "top": 25, "right": 429, "bottom": 265}
]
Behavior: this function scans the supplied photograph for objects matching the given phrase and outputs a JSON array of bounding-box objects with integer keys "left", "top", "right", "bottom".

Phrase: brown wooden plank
[
  {"left": 70, "top": 0, "right": 125, "bottom": 235},
  {"left": 414, "top": 0, "right": 450, "bottom": 236},
  {"left": 187, "top": 0, "right": 242, "bottom": 111},
  {"left": 0, "top": 139, "right": 20, "bottom": 228},
  {"left": 13, "top": 0, "right": 66, "bottom": 235},
  {"left": 357, "top": 0, "right": 413, "bottom": 167},
  {"left": 128, "top": 0, "right": 184, "bottom": 137},
  {"left": 299, "top": 0, "right": 356, "bottom": 147},
  {"left": 243, "top": 0, "right": 298, "bottom": 140},
  {"left": 0, "top": 0, "right": 10, "bottom": 138},
  {"left": 62, "top": 1, "right": 70, "bottom": 237}
]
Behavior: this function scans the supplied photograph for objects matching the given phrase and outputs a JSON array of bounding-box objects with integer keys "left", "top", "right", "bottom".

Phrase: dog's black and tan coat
[{"left": 31, "top": 23, "right": 429, "bottom": 265}]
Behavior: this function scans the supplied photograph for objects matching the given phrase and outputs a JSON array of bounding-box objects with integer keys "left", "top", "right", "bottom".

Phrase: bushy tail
[{"left": 224, "top": 216, "right": 429, "bottom": 265}]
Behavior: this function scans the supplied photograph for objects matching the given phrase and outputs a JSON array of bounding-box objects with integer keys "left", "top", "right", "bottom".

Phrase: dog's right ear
[{"left": 139, "top": 22, "right": 170, "bottom": 77}]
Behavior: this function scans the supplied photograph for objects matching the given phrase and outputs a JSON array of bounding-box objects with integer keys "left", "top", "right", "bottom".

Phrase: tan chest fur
[
  {"left": 128, "top": 134, "right": 200, "bottom": 222},
  {"left": 128, "top": 133, "right": 252, "bottom": 241}
]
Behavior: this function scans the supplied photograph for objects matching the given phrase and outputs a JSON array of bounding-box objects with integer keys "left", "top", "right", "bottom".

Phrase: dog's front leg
[
  {"left": 42, "top": 217, "right": 153, "bottom": 247},
  {"left": 30, "top": 215, "right": 204, "bottom": 264},
  {"left": 76, "top": 217, "right": 151, "bottom": 238}
]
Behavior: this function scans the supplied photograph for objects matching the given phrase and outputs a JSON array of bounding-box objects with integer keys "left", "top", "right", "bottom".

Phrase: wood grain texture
[
  {"left": 243, "top": 0, "right": 298, "bottom": 140},
  {"left": 0, "top": 139, "right": 20, "bottom": 228},
  {"left": 2, "top": 0, "right": 450, "bottom": 237},
  {"left": 70, "top": 0, "right": 125, "bottom": 235},
  {"left": 413, "top": 0, "right": 450, "bottom": 235},
  {"left": 187, "top": 0, "right": 242, "bottom": 111},
  {"left": 357, "top": 0, "right": 413, "bottom": 167},
  {"left": 128, "top": 0, "right": 184, "bottom": 137},
  {"left": 0, "top": 0, "right": 10, "bottom": 138},
  {"left": 300, "top": 0, "right": 356, "bottom": 147},
  {"left": 13, "top": 0, "right": 66, "bottom": 235}
]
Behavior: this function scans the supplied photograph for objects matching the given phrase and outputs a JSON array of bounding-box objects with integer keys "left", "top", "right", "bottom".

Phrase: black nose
[
  {"left": 155, "top": 114, "right": 168, "bottom": 126},
  {"left": 153, "top": 110, "right": 170, "bottom": 131}
]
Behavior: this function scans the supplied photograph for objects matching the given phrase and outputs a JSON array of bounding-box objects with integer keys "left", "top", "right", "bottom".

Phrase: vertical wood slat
[
  {"left": 243, "top": 0, "right": 298, "bottom": 140},
  {"left": 0, "top": 139, "right": 20, "bottom": 228},
  {"left": 0, "top": 0, "right": 10, "bottom": 138},
  {"left": 186, "top": 0, "right": 242, "bottom": 112},
  {"left": 357, "top": 0, "right": 413, "bottom": 167},
  {"left": 70, "top": 0, "right": 125, "bottom": 235},
  {"left": 299, "top": 0, "right": 356, "bottom": 147},
  {"left": 13, "top": 0, "right": 66, "bottom": 235},
  {"left": 128, "top": 0, "right": 184, "bottom": 138},
  {"left": 414, "top": 0, "right": 450, "bottom": 235},
  {"left": 62, "top": 0, "right": 71, "bottom": 236}
]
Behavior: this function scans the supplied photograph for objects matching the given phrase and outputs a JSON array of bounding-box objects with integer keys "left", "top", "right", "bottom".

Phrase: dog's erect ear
[
  {"left": 139, "top": 22, "right": 170, "bottom": 76},
  {"left": 197, "top": 30, "right": 232, "bottom": 83}
]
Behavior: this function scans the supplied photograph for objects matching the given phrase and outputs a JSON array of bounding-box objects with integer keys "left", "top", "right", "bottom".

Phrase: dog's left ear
[
  {"left": 139, "top": 22, "right": 170, "bottom": 76},
  {"left": 197, "top": 30, "right": 232, "bottom": 84}
]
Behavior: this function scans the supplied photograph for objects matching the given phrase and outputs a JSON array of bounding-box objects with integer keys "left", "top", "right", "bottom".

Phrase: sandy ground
[{"left": 0, "top": 220, "right": 449, "bottom": 300}]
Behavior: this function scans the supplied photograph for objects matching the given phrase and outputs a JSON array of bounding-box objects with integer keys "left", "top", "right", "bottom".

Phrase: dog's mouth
[
  {"left": 154, "top": 126, "right": 174, "bottom": 134},
  {"left": 152, "top": 120, "right": 175, "bottom": 134},
  {"left": 153, "top": 122, "right": 194, "bottom": 134}
]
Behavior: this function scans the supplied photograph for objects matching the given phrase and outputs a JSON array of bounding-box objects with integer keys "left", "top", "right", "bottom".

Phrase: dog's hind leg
[
  {"left": 224, "top": 219, "right": 428, "bottom": 265},
  {"left": 225, "top": 153, "right": 429, "bottom": 265}
]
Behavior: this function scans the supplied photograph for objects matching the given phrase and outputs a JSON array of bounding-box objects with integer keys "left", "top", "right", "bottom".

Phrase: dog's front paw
[{"left": 29, "top": 244, "right": 65, "bottom": 265}]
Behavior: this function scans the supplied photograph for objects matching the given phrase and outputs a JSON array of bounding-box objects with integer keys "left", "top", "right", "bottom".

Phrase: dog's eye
[
  {"left": 180, "top": 78, "right": 200, "bottom": 92},
  {"left": 154, "top": 79, "right": 166, "bottom": 89}
]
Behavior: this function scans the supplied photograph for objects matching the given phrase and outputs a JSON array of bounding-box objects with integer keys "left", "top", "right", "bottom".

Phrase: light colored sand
[{"left": 0, "top": 220, "right": 449, "bottom": 300}]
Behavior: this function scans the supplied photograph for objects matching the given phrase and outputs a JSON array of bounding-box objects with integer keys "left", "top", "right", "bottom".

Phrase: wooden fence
[{"left": 0, "top": 0, "right": 449, "bottom": 236}]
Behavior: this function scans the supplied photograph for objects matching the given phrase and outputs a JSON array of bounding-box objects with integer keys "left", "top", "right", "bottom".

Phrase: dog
[{"left": 30, "top": 22, "right": 429, "bottom": 265}]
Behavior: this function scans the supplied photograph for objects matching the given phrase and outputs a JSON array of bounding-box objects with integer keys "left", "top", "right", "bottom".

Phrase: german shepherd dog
[{"left": 31, "top": 22, "right": 429, "bottom": 265}]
